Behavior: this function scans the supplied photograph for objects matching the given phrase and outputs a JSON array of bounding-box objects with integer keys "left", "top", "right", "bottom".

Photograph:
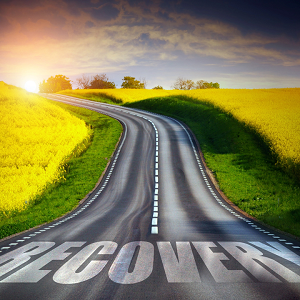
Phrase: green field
[{"left": 125, "top": 96, "right": 300, "bottom": 237}]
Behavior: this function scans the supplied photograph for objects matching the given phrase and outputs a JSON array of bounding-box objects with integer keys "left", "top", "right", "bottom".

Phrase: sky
[{"left": 0, "top": 0, "right": 300, "bottom": 90}]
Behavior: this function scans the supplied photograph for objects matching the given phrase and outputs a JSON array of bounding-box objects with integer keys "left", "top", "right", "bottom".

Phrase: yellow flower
[{"left": 0, "top": 82, "right": 90, "bottom": 213}]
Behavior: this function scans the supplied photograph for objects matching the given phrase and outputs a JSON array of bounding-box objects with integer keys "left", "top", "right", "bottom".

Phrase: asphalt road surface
[{"left": 1, "top": 94, "right": 300, "bottom": 300}]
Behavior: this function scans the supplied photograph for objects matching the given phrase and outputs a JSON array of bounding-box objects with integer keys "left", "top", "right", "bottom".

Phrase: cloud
[
  {"left": 128, "top": 32, "right": 167, "bottom": 49},
  {"left": 90, "top": 3, "right": 120, "bottom": 21},
  {"left": 0, "top": 0, "right": 300, "bottom": 89},
  {"left": 85, "top": 20, "right": 95, "bottom": 28},
  {"left": 0, "top": 15, "right": 13, "bottom": 35}
]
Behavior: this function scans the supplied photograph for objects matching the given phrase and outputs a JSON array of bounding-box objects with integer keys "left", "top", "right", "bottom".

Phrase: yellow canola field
[
  {"left": 63, "top": 88, "right": 300, "bottom": 171},
  {"left": 61, "top": 88, "right": 178, "bottom": 103},
  {"left": 0, "top": 82, "right": 90, "bottom": 213},
  {"left": 184, "top": 88, "right": 300, "bottom": 170}
]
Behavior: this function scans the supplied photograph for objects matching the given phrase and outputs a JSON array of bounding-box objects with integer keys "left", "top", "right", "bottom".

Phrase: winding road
[{"left": 1, "top": 94, "right": 300, "bottom": 299}]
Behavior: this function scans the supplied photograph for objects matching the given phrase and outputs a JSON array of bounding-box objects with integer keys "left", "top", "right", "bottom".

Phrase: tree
[
  {"left": 75, "top": 73, "right": 116, "bottom": 89},
  {"left": 172, "top": 77, "right": 185, "bottom": 90},
  {"left": 184, "top": 79, "right": 195, "bottom": 90},
  {"left": 121, "top": 76, "right": 145, "bottom": 89},
  {"left": 140, "top": 77, "right": 147, "bottom": 89},
  {"left": 39, "top": 75, "right": 72, "bottom": 93},
  {"left": 152, "top": 85, "right": 164, "bottom": 89},
  {"left": 195, "top": 80, "right": 220, "bottom": 89},
  {"left": 89, "top": 74, "right": 116, "bottom": 89},
  {"left": 211, "top": 82, "right": 220, "bottom": 89},
  {"left": 172, "top": 78, "right": 220, "bottom": 90},
  {"left": 76, "top": 74, "right": 91, "bottom": 89},
  {"left": 195, "top": 80, "right": 206, "bottom": 89},
  {"left": 172, "top": 77, "right": 195, "bottom": 90}
]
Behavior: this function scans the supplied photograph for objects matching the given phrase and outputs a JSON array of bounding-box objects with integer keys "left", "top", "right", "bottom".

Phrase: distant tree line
[
  {"left": 39, "top": 74, "right": 219, "bottom": 93},
  {"left": 121, "top": 76, "right": 145, "bottom": 89},
  {"left": 76, "top": 74, "right": 147, "bottom": 89},
  {"left": 76, "top": 74, "right": 116, "bottom": 89},
  {"left": 39, "top": 74, "right": 148, "bottom": 93},
  {"left": 39, "top": 75, "right": 72, "bottom": 93},
  {"left": 172, "top": 77, "right": 220, "bottom": 90}
]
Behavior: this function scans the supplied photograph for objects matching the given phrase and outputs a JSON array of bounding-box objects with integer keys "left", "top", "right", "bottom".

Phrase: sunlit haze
[
  {"left": 24, "top": 80, "right": 37, "bottom": 93},
  {"left": 0, "top": 0, "right": 299, "bottom": 90}
]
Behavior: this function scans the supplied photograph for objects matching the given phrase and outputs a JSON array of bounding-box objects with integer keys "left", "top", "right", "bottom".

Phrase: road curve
[{"left": 1, "top": 94, "right": 300, "bottom": 299}]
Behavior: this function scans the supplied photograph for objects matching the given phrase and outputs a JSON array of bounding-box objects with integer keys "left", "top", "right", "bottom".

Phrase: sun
[{"left": 24, "top": 80, "right": 37, "bottom": 93}]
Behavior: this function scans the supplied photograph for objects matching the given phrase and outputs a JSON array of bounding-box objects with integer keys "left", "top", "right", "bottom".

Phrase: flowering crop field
[
  {"left": 0, "top": 82, "right": 90, "bottom": 213},
  {"left": 61, "top": 88, "right": 300, "bottom": 178},
  {"left": 60, "top": 88, "right": 177, "bottom": 103},
  {"left": 185, "top": 89, "right": 300, "bottom": 175}
]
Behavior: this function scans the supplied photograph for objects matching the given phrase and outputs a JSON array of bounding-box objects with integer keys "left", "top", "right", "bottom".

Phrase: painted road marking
[
  {"left": 1, "top": 241, "right": 300, "bottom": 284},
  {"left": 158, "top": 242, "right": 201, "bottom": 282},
  {"left": 117, "top": 110, "right": 161, "bottom": 234},
  {"left": 152, "top": 218, "right": 158, "bottom": 225},
  {"left": 27, "top": 96, "right": 295, "bottom": 247},
  {"left": 54, "top": 242, "right": 117, "bottom": 284},
  {"left": 151, "top": 227, "right": 158, "bottom": 234}
]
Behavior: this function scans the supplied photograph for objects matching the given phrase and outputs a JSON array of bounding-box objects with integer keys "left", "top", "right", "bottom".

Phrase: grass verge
[
  {"left": 0, "top": 101, "right": 122, "bottom": 239},
  {"left": 125, "top": 96, "right": 300, "bottom": 237}
]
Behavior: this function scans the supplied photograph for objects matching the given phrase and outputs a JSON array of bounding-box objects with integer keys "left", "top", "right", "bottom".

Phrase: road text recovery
[{"left": 0, "top": 241, "right": 300, "bottom": 284}]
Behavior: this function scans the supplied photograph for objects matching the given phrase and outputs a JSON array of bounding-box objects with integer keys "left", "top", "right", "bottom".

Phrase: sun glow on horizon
[{"left": 24, "top": 80, "right": 37, "bottom": 93}]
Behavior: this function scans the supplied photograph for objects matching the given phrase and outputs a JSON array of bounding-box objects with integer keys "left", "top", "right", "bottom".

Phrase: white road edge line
[{"left": 162, "top": 114, "right": 299, "bottom": 249}]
